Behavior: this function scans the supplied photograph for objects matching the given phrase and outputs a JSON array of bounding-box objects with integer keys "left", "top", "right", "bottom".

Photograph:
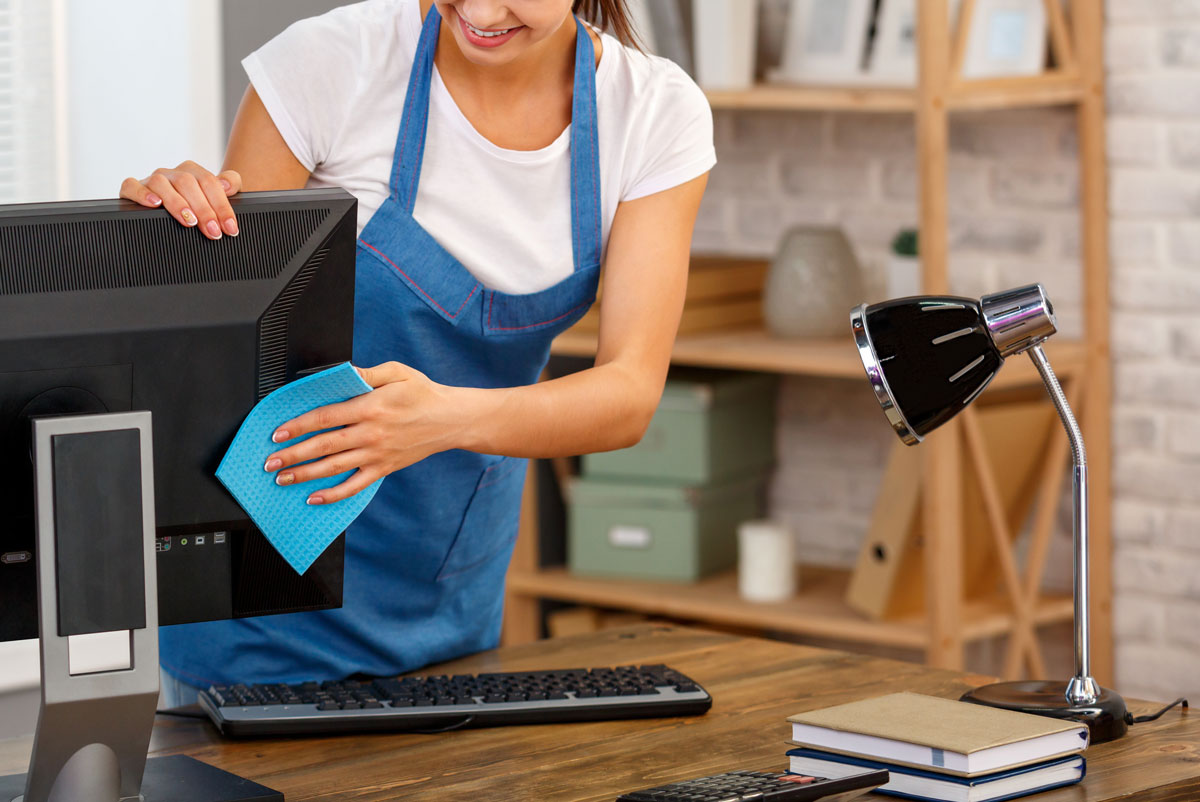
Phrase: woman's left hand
[{"left": 263, "top": 362, "right": 462, "bottom": 505}]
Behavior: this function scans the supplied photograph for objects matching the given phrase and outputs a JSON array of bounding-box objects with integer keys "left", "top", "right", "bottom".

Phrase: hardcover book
[{"left": 786, "top": 693, "right": 1089, "bottom": 777}]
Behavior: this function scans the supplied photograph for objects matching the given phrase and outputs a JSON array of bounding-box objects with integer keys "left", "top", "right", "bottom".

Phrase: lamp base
[{"left": 960, "top": 680, "right": 1128, "bottom": 744}]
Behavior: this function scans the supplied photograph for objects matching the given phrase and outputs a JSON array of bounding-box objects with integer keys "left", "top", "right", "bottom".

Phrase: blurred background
[{"left": 0, "top": 0, "right": 1194, "bottom": 740}]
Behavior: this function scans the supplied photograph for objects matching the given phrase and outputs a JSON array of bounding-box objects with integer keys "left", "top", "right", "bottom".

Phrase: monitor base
[
  {"left": 0, "top": 755, "right": 282, "bottom": 802},
  {"left": 960, "top": 680, "right": 1129, "bottom": 744}
]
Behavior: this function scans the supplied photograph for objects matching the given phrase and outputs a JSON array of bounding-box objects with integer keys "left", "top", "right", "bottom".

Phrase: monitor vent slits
[
  {"left": 256, "top": 247, "right": 328, "bottom": 399},
  {"left": 235, "top": 531, "right": 332, "bottom": 615},
  {"left": 0, "top": 208, "right": 329, "bottom": 295}
]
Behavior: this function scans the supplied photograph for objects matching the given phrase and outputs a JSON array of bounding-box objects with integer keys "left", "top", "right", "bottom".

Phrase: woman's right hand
[{"left": 119, "top": 161, "right": 243, "bottom": 240}]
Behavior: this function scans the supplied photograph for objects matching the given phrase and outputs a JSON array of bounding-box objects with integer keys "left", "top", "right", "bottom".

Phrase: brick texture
[{"left": 691, "top": 2, "right": 1200, "bottom": 701}]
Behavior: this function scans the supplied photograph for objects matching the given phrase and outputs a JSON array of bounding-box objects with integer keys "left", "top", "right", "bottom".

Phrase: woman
[{"left": 122, "top": 0, "right": 713, "bottom": 705}]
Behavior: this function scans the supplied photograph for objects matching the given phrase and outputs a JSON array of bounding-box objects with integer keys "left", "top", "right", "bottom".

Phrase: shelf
[
  {"left": 552, "top": 326, "right": 1087, "bottom": 387},
  {"left": 507, "top": 566, "right": 1074, "bottom": 650},
  {"left": 706, "top": 84, "right": 918, "bottom": 113},
  {"left": 705, "top": 73, "right": 1086, "bottom": 114}
]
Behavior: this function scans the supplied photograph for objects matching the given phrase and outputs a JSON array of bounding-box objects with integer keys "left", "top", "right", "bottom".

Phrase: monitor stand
[{"left": 0, "top": 412, "right": 282, "bottom": 802}]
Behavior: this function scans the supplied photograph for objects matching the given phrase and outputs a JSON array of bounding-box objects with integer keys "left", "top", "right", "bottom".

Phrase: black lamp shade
[{"left": 852, "top": 296, "right": 1003, "bottom": 443}]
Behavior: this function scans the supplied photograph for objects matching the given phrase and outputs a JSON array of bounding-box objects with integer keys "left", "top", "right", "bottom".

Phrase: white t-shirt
[{"left": 243, "top": 0, "right": 716, "bottom": 294}]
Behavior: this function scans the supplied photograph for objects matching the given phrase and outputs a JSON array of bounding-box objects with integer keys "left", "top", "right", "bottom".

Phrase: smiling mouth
[{"left": 464, "top": 19, "right": 518, "bottom": 37}]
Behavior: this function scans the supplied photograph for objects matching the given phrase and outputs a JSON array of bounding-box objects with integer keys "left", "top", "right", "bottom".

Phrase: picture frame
[
  {"left": 960, "top": 0, "right": 1047, "bottom": 79},
  {"left": 770, "top": 0, "right": 874, "bottom": 85},
  {"left": 867, "top": 0, "right": 965, "bottom": 87}
]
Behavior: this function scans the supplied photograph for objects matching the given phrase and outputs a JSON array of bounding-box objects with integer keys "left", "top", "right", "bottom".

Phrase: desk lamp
[{"left": 850, "top": 284, "right": 1129, "bottom": 744}]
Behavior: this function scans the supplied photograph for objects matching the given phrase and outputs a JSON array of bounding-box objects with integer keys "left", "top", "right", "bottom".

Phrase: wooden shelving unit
[
  {"left": 550, "top": 328, "right": 1089, "bottom": 387},
  {"left": 704, "top": 72, "right": 1086, "bottom": 113},
  {"left": 504, "top": 0, "right": 1112, "bottom": 685},
  {"left": 508, "top": 566, "right": 1075, "bottom": 651}
]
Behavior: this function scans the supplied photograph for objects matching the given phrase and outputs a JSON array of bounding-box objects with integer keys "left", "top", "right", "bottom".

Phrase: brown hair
[{"left": 573, "top": 0, "right": 644, "bottom": 50}]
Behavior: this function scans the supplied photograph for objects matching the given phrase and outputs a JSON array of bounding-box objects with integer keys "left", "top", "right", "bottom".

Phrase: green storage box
[
  {"left": 568, "top": 474, "right": 765, "bottom": 582},
  {"left": 582, "top": 370, "right": 777, "bottom": 485}
]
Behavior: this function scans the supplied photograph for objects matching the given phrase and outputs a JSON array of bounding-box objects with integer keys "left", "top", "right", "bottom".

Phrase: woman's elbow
[{"left": 611, "top": 398, "right": 658, "bottom": 450}]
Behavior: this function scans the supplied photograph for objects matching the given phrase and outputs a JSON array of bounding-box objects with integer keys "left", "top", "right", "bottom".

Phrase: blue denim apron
[{"left": 160, "top": 7, "right": 600, "bottom": 686}]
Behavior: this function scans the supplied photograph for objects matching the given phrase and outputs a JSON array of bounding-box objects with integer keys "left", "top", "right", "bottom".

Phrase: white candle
[{"left": 737, "top": 520, "right": 796, "bottom": 603}]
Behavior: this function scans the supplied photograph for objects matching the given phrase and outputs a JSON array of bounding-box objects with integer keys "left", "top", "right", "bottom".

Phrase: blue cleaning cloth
[{"left": 216, "top": 362, "right": 383, "bottom": 574}]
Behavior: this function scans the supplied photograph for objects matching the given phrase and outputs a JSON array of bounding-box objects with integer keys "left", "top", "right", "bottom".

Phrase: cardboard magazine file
[{"left": 847, "top": 398, "right": 1057, "bottom": 620}]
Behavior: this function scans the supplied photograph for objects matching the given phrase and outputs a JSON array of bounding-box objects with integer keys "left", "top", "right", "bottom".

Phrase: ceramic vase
[{"left": 763, "top": 226, "right": 865, "bottom": 339}]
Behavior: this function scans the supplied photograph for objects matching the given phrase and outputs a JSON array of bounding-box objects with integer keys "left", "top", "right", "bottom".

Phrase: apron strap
[
  {"left": 390, "top": 5, "right": 441, "bottom": 213},
  {"left": 569, "top": 18, "right": 602, "bottom": 273},
  {"left": 390, "top": 6, "right": 603, "bottom": 274}
]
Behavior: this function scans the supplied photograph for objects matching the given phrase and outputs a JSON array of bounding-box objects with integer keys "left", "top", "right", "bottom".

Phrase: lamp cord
[{"left": 1125, "top": 697, "right": 1188, "bottom": 726}]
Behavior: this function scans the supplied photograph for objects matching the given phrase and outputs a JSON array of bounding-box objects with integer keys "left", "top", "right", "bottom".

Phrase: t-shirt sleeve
[
  {"left": 622, "top": 60, "right": 716, "bottom": 202},
  {"left": 241, "top": 6, "right": 366, "bottom": 173}
]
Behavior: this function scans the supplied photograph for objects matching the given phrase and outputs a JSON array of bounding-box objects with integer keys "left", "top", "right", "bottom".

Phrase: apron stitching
[
  {"left": 395, "top": 8, "right": 434, "bottom": 205},
  {"left": 487, "top": 295, "right": 594, "bottom": 332},
  {"left": 477, "top": 461, "right": 520, "bottom": 489},
  {"left": 394, "top": 55, "right": 419, "bottom": 203},
  {"left": 359, "top": 238, "right": 478, "bottom": 318}
]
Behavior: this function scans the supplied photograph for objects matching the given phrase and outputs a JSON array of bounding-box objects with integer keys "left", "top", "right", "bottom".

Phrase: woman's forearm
[{"left": 450, "top": 361, "right": 663, "bottom": 458}]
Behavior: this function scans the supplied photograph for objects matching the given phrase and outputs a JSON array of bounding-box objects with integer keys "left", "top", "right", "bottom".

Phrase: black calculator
[{"left": 616, "top": 769, "right": 888, "bottom": 802}]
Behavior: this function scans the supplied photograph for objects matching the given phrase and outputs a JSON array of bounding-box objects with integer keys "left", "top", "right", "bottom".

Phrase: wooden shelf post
[
  {"left": 1072, "top": 0, "right": 1114, "bottom": 686},
  {"left": 916, "top": 0, "right": 965, "bottom": 670}
]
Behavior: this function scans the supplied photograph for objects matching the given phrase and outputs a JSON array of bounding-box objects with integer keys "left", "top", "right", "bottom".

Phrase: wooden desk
[{"left": 0, "top": 626, "right": 1195, "bottom": 801}]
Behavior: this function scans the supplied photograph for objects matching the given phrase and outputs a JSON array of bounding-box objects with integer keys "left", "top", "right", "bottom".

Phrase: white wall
[
  {"left": 0, "top": 0, "right": 225, "bottom": 737},
  {"left": 1103, "top": 0, "right": 1200, "bottom": 704},
  {"left": 64, "top": 0, "right": 223, "bottom": 199}
]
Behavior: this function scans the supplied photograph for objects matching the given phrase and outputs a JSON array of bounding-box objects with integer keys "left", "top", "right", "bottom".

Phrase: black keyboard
[
  {"left": 616, "top": 770, "right": 889, "bottom": 802},
  {"left": 199, "top": 664, "right": 712, "bottom": 737}
]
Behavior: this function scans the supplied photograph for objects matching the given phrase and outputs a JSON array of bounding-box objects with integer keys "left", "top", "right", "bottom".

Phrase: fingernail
[
  {"left": 206, "top": 220, "right": 222, "bottom": 239},
  {"left": 224, "top": 218, "right": 239, "bottom": 237},
  {"left": 220, "top": 178, "right": 232, "bottom": 191},
  {"left": 147, "top": 193, "right": 162, "bottom": 206},
  {"left": 272, "top": 430, "right": 289, "bottom": 443},
  {"left": 181, "top": 208, "right": 196, "bottom": 225},
  {"left": 276, "top": 473, "right": 295, "bottom": 486},
  {"left": 307, "top": 495, "right": 324, "bottom": 505},
  {"left": 264, "top": 458, "right": 282, "bottom": 472}
]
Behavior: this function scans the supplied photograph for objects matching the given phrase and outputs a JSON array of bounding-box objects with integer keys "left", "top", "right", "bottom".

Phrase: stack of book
[
  {"left": 785, "top": 693, "right": 1089, "bottom": 802},
  {"left": 570, "top": 256, "right": 767, "bottom": 336}
]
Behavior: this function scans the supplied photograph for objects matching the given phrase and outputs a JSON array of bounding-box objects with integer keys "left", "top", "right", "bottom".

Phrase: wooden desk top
[{"left": 1, "top": 626, "right": 1195, "bottom": 801}]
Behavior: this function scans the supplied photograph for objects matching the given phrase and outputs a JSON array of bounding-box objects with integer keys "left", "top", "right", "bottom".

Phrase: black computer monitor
[{"left": 0, "top": 188, "right": 357, "bottom": 643}]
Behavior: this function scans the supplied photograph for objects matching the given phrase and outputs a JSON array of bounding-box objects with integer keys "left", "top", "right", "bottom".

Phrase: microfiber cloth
[{"left": 216, "top": 362, "right": 382, "bottom": 575}]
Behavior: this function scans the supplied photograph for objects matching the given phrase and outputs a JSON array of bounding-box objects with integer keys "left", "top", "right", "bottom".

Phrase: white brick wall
[
  {"left": 694, "top": 2, "right": 1199, "bottom": 703},
  {"left": 1106, "top": 0, "right": 1200, "bottom": 704}
]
